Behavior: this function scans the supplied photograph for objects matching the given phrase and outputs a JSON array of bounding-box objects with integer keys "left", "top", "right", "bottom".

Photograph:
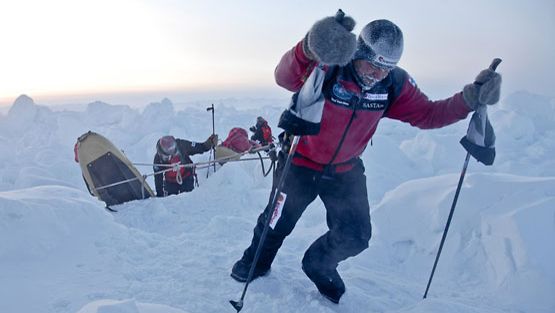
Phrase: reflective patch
[
  {"left": 191, "top": 142, "right": 197, "bottom": 147},
  {"left": 363, "top": 93, "right": 388, "bottom": 101},
  {"left": 372, "top": 54, "right": 397, "bottom": 69},
  {"left": 332, "top": 83, "right": 354, "bottom": 102},
  {"left": 269, "top": 192, "right": 287, "bottom": 230},
  {"left": 408, "top": 75, "right": 417, "bottom": 87}
]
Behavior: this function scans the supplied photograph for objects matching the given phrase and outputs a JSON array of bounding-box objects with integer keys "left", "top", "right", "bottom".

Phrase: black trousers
[
  {"left": 240, "top": 157, "right": 372, "bottom": 275},
  {"left": 162, "top": 175, "right": 194, "bottom": 196}
]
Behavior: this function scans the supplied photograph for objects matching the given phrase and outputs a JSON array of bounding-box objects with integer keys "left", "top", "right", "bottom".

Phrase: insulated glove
[
  {"left": 204, "top": 134, "right": 218, "bottom": 148},
  {"left": 302, "top": 9, "right": 357, "bottom": 66},
  {"left": 463, "top": 68, "right": 502, "bottom": 110}
]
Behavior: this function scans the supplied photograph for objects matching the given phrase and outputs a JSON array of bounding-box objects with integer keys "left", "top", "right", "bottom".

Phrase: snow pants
[
  {"left": 159, "top": 175, "right": 195, "bottom": 196},
  {"left": 240, "top": 157, "right": 372, "bottom": 275}
]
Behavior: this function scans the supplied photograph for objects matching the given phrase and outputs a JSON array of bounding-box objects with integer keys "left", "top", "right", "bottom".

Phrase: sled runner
[{"left": 75, "top": 131, "right": 155, "bottom": 206}]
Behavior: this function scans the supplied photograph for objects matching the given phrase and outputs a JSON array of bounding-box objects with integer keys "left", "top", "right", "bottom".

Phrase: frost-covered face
[{"left": 354, "top": 59, "right": 391, "bottom": 89}]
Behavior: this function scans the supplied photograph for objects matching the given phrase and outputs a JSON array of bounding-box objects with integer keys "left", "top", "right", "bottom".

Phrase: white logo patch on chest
[{"left": 363, "top": 93, "right": 388, "bottom": 101}]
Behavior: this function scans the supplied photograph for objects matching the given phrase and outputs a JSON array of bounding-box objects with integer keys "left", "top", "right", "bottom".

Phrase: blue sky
[{"left": 0, "top": 0, "right": 553, "bottom": 106}]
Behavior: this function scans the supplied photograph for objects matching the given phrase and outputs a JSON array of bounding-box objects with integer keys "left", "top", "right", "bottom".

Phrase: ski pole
[
  {"left": 423, "top": 58, "right": 501, "bottom": 299},
  {"left": 230, "top": 135, "right": 300, "bottom": 312},
  {"left": 423, "top": 152, "right": 470, "bottom": 299},
  {"left": 206, "top": 104, "right": 215, "bottom": 178}
]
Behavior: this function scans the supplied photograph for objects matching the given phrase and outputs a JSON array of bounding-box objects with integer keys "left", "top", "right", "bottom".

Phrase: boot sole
[
  {"left": 230, "top": 269, "right": 270, "bottom": 283},
  {"left": 321, "top": 292, "right": 341, "bottom": 304},
  {"left": 302, "top": 265, "right": 344, "bottom": 304}
]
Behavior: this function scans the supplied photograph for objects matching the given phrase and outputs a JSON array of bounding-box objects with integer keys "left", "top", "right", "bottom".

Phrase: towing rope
[
  {"left": 256, "top": 151, "right": 275, "bottom": 177},
  {"left": 93, "top": 144, "right": 277, "bottom": 192}
]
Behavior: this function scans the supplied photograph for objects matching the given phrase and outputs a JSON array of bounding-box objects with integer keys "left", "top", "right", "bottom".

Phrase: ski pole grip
[
  {"left": 489, "top": 58, "right": 502, "bottom": 72},
  {"left": 335, "top": 9, "right": 345, "bottom": 22},
  {"left": 475, "top": 58, "right": 502, "bottom": 86}
]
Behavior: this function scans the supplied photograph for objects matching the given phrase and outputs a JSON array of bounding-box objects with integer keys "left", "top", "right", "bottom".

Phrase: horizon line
[{"left": 0, "top": 86, "right": 291, "bottom": 107}]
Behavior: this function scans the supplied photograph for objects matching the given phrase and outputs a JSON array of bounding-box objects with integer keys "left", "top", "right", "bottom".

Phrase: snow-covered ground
[{"left": 0, "top": 91, "right": 553, "bottom": 313}]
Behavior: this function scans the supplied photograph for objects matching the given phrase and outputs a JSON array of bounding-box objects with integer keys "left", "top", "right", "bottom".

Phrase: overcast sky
[{"left": 0, "top": 0, "right": 553, "bottom": 107}]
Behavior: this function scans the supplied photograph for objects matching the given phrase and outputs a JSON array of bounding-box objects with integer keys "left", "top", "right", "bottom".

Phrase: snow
[{"left": 0, "top": 91, "right": 554, "bottom": 313}]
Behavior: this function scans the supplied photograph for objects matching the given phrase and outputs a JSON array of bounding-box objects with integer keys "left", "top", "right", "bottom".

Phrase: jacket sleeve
[
  {"left": 153, "top": 154, "right": 164, "bottom": 197},
  {"left": 274, "top": 40, "right": 319, "bottom": 92},
  {"left": 177, "top": 138, "right": 211, "bottom": 156},
  {"left": 385, "top": 77, "right": 472, "bottom": 129}
]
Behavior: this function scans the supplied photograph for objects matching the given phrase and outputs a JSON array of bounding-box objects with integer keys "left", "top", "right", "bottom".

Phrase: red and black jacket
[
  {"left": 275, "top": 41, "right": 472, "bottom": 172},
  {"left": 153, "top": 138, "right": 211, "bottom": 196}
]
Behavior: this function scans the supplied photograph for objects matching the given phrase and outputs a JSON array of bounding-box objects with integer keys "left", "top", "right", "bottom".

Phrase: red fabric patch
[
  {"left": 221, "top": 128, "right": 257, "bottom": 153},
  {"left": 164, "top": 155, "right": 191, "bottom": 183},
  {"left": 261, "top": 125, "right": 273, "bottom": 143}
]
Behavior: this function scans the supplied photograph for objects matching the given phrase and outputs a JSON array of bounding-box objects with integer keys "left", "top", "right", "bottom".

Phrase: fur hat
[{"left": 353, "top": 19, "right": 404, "bottom": 69}]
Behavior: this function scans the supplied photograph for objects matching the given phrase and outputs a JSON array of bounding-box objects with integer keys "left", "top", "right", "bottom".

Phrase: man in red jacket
[
  {"left": 250, "top": 116, "right": 274, "bottom": 146},
  {"left": 231, "top": 12, "right": 501, "bottom": 303},
  {"left": 153, "top": 134, "right": 217, "bottom": 197}
]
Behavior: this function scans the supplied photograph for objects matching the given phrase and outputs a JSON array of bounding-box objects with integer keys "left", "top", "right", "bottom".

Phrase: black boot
[
  {"left": 231, "top": 212, "right": 281, "bottom": 283},
  {"left": 230, "top": 257, "right": 271, "bottom": 283},
  {"left": 302, "top": 264, "right": 345, "bottom": 303}
]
